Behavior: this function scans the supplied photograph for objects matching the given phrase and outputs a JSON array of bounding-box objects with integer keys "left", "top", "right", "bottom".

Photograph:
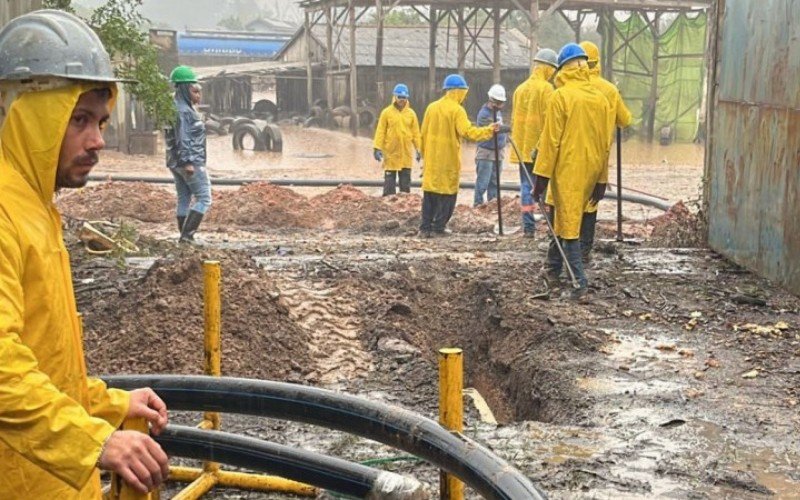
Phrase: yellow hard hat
[{"left": 579, "top": 41, "right": 600, "bottom": 64}]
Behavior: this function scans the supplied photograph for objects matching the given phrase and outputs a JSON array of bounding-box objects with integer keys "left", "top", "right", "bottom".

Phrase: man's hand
[
  {"left": 373, "top": 149, "right": 383, "bottom": 162},
  {"left": 532, "top": 175, "right": 550, "bottom": 203},
  {"left": 415, "top": 150, "right": 422, "bottom": 162},
  {"left": 590, "top": 183, "right": 607, "bottom": 205},
  {"left": 491, "top": 121, "right": 501, "bottom": 133},
  {"left": 98, "top": 430, "right": 169, "bottom": 494},
  {"left": 184, "top": 165, "right": 195, "bottom": 176},
  {"left": 128, "top": 388, "right": 168, "bottom": 435}
]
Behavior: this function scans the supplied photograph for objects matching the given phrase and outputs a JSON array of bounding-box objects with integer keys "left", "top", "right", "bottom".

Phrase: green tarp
[{"left": 602, "top": 12, "right": 707, "bottom": 142}]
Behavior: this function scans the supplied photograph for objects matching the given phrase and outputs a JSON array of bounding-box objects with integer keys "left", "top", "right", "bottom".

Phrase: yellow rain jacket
[
  {"left": 420, "top": 90, "right": 495, "bottom": 195},
  {"left": 534, "top": 65, "right": 611, "bottom": 240},
  {"left": 584, "top": 60, "right": 633, "bottom": 214},
  {"left": 372, "top": 98, "right": 421, "bottom": 171},
  {"left": 0, "top": 83, "right": 130, "bottom": 498},
  {"left": 509, "top": 64, "right": 555, "bottom": 164}
]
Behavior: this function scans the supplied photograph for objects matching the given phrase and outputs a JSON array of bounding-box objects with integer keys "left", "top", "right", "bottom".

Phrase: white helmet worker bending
[{"left": 0, "top": 10, "right": 169, "bottom": 498}]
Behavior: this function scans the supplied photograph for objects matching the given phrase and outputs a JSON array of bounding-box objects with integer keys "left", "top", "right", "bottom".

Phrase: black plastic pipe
[
  {"left": 85, "top": 175, "right": 670, "bottom": 211},
  {"left": 156, "top": 425, "right": 421, "bottom": 498},
  {"left": 104, "top": 375, "right": 547, "bottom": 500}
]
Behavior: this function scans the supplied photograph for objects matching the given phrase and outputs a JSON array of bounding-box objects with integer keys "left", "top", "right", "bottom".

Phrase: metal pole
[
  {"left": 304, "top": 11, "right": 313, "bottom": 114},
  {"left": 438, "top": 348, "right": 464, "bottom": 500},
  {"left": 492, "top": 107, "right": 503, "bottom": 235},
  {"left": 616, "top": 126, "right": 623, "bottom": 241},
  {"left": 457, "top": 8, "right": 465, "bottom": 73},
  {"left": 492, "top": 8, "right": 501, "bottom": 84},
  {"left": 428, "top": 7, "right": 438, "bottom": 99},
  {"left": 325, "top": 6, "right": 335, "bottom": 114},
  {"left": 375, "top": 0, "right": 385, "bottom": 107},
  {"left": 348, "top": 0, "right": 359, "bottom": 135},
  {"left": 529, "top": 0, "right": 540, "bottom": 65},
  {"left": 203, "top": 261, "right": 222, "bottom": 475}
]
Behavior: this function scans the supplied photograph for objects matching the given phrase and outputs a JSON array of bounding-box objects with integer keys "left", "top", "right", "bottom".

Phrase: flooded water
[{"left": 94, "top": 126, "right": 704, "bottom": 214}]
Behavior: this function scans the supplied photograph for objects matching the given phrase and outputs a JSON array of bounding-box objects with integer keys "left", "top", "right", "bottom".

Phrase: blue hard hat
[
  {"left": 393, "top": 83, "right": 409, "bottom": 98},
  {"left": 442, "top": 73, "right": 468, "bottom": 90},
  {"left": 557, "top": 43, "right": 588, "bottom": 68}
]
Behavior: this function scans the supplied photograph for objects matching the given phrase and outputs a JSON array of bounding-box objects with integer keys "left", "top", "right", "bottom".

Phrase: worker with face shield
[
  {"left": 372, "top": 83, "right": 421, "bottom": 196},
  {"left": 532, "top": 43, "right": 611, "bottom": 300},
  {"left": 578, "top": 41, "right": 633, "bottom": 263},
  {"left": 0, "top": 10, "right": 169, "bottom": 498},
  {"left": 509, "top": 48, "right": 558, "bottom": 237},
  {"left": 418, "top": 74, "right": 500, "bottom": 237}
]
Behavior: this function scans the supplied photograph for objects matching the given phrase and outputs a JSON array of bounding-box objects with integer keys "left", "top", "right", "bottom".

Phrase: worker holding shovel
[
  {"left": 578, "top": 41, "right": 633, "bottom": 263},
  {"left": 533, "top": 43, "right": 611, "bottom": 300},
  {"left": 509, "top": 48, "right": 559, "bottom": 237},
  {"left": 373, "top": 83, "right": 421, "bottom": 196}
]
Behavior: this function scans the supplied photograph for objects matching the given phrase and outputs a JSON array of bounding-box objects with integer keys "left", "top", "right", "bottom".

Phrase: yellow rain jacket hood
[
  {"left": 0, "top": 83, "right": 130, "bottom": 499},
  {"left": 509, "top": 64, "right": 555, "bottom": 164},
  {"left": 583, "top": 60, "right": 633, "bottom": 214},
  {"left": 534, "top": 64, "right": 611, "bottom": 239},
  {"left": 372, "top": 97, "right": 421, "bottom": 171},
  {"left": 420, "top": 90, "right": 494, "bottom": 195}
]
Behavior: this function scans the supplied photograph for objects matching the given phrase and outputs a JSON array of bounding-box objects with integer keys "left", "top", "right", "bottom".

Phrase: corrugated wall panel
[
  {"left": 0, "top": 0, "right": 42, "bottom": 26},
  {"left": 707, "top": 0, "right": 800, "bottom": 295}
]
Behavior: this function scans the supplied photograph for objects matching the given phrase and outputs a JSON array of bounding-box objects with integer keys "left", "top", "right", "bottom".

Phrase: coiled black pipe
[
  {"left": 156, "top": 425, "right": 422, "bottom": 498},
  {"left": 85, "top": 175, "right": 670, "bottom": 211},
  {"left": 104, "top": 375, "right": 546, "bottom": 500}
]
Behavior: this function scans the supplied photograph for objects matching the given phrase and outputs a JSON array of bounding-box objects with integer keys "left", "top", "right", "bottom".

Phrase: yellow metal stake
[
  {"left": 438, "top": 348, "right": 464, "bottom": 500},
  {"left": 203, "top": 261, "right": 222, "bottom": 475},
  {"left": 109, "top": 418, "right": 161, "bottom": 500}
]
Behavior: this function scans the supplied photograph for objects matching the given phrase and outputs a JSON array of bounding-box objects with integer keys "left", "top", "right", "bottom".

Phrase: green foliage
[
  {"left": 367, "top": 8, "right": 425, "bottom": 26},
  {"left": 45, "top": 0, "right": 175, "bottom": 128},
  {"left": 43, "top": 0, "right": 74, "bottom": 12},
  {"left": 218, "top": 15, "right": 245, "bottom": 31}
]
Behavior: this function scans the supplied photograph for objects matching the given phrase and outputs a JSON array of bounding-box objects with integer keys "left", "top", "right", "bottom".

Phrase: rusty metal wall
[
  {"left": 0, "top": 0, "right": 42, "bottom": 26},
  {"left": 706, "top": 0, "right": 800, "bottom": 294}
]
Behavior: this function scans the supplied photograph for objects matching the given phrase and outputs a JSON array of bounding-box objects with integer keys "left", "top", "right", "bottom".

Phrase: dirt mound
[
  {"left": 648, "top": 201, "right": 706, "bottom": 247},
  {"left": 82, "top": 254, "right": 313, "bottom": 381},
  {"left": 209, "top": 182, "right": 316, "bottom": 228},
  {"left": 57, "top": 182, "right": 174, "bottom": 223}
]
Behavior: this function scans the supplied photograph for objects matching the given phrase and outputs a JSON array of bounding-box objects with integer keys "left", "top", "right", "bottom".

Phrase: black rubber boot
[
  {"left": 177, "top": 216, "right": 186, "bottom": 232},
  {"left": 179, "top": 210, "right": 204, "bottom": 243}
]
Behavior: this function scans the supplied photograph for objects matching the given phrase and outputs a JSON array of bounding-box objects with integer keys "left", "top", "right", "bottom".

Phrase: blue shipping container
[{"left": 178, "top": 34, "right": 289, "bottom": 58}]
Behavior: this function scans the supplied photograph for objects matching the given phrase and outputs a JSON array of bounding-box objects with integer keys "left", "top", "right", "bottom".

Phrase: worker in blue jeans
[
  {"left": 165, "top": 65, "right": 211, "bottom": 243},
  {"left": 473, "top": 84, "right": 508, "bottom": 207}
]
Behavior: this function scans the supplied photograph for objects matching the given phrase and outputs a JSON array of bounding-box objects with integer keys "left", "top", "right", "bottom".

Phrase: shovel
[{"left": 507, "top": 137, "right": 580, "bottom": 290}]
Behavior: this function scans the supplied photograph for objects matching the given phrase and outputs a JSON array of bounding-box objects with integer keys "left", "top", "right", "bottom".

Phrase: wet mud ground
[{"left": 64, "top": 130, "right": 800, "bottom": 498}]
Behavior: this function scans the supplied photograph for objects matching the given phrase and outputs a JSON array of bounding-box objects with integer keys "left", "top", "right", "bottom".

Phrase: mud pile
[
  {"left": 81, "top": 254, "right": 313, "bottom": 381},
  {"left": 60, "top": 181, "right": 527, "bottom": 234},
  {"left": 57, "top": 182, "right": 174, "bottom": 223},
  {"left": 648, "top": 201, "right": 706, "bottom": 247}
]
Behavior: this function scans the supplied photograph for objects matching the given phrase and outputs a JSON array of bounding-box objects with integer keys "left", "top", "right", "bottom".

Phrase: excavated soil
[{"left": 60, "top": 180, "right": 800, "bottom": 498}]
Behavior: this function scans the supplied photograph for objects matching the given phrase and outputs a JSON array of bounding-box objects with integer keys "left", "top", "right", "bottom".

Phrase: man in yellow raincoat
[
  {"left": 373, "top": 83, "right": 421, "bottom": 196},
  {"left": 0, "top": 11, "right": 169, "bottom": 498},
  {"left": 579, "top": 41, "right": 633, "bottom": 263},
  {"left": 419, "top": 74, "right": 499, "bottom": 237},
  {"left": 509, "top": 48, "right": 558, "bottom": 237},
  {"left": 533, "top": 43, "right": 611, "bottom": 299}
]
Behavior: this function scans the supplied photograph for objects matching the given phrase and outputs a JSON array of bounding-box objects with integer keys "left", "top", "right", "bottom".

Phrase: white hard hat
[{"left": 487, "top": 84, "right": 506, "bottom": 102}]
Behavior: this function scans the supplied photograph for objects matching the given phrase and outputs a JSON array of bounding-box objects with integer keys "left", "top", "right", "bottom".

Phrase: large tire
[
  {"left": 205, "top": 119, "right": 222, "bottom": 135},
  {"left": 331, "top": 105, "right": 351, "bottom": 117},
  {"left": 313, "top": 98, "right": 328, "bottom": 109},
  {"left": 262, "top": 124, "right": 283, "bottom": 153},
  {"left": 358, "top": 107, "right": 376, "bottom": 129},
  {"left": 219, "top": 117, "right": 235, "bottom": 127},
  {"left": 231, "top": 117, "right": 254, "bottom": 130},
  {"left": 232, "top": 122, "right": 268, "bottom": 151},
  {"left": 252, "top": 99, "right": 278, "bottom": 117},
  {"left": 303, "top": 116, "right": 320, "bottom": 128},
  {"left": 309, "top": 105, "right": 324, "bottom": 118}
]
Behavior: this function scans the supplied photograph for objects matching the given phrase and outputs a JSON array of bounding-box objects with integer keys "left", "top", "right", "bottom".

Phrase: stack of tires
[{"left": 231, "top": 117, "right": 282, "bottom": 152}]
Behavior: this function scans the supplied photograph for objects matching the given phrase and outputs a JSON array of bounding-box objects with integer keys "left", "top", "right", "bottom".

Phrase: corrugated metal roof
[{"left": 309, "top": 25, "right": 531, "bottom": 69}]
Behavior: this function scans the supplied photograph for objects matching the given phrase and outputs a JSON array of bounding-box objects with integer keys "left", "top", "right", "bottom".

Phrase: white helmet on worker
[{"left": 487, "top": 84, "right": 507, "bottom": 102}]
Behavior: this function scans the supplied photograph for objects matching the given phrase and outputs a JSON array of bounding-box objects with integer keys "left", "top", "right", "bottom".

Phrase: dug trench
[{"left": 64, "top": 194, "right": 799, "bottom": 498}]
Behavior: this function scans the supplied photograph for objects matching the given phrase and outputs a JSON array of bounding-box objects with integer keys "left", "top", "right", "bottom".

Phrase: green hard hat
[{"left": 170, "top": 65, "right": 197, "bottom": 84}]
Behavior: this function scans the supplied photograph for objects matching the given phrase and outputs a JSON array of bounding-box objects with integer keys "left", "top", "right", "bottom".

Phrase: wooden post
[
  {"left": 376, "top": 0, "right": 385, "bottom": 106},
  {"left": 492, "top": 8, "right": 501, "bottom": 83},
  {"left": 326, "top": 6, "right": 334, "bottom": 112},
  {"left": 457, "top": 8, "right": 465, "bottom": 73},
  {"left": 304, "top": 10, "right": 313, "bottom": 113},
  {"left": 647, "top": 12, "right": 661, "bottom": 143},
  {"left": 429, "top": 7, "right": 438, "bottom": 99},
  {"left": 529, "top": 0, "right": 539, "bottom": 65},
  {"left": 348, "top": 0, "right": 359, "bottom": 135}
]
